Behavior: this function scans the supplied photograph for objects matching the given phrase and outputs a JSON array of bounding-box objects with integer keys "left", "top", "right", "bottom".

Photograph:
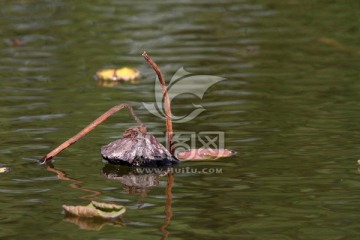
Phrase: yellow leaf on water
[
  {"left": 0, "top": 167, "right": 9, "bottom": 173},
  {"left": 95, "top": 67, "right": 140, "bottom": 81}
]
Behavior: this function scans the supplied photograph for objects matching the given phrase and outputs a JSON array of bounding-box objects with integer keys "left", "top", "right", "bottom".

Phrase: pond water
[{"left": 1, "top": 0, "right": 360, "bottom": 239}]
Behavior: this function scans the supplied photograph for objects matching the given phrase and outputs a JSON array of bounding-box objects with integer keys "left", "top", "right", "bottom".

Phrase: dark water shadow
[
  {"left": 101, "top": 164, "right": 174, "bottom": 239},
  {"left": 101, "top": 164, "right": 170, "bottom": 197},
  {"left": 45, "top": 161, "right": 174, "bottom": 237},
  {"left": 63, "top": 214, "right": 125, "bottom": 231},
  {"left": 45, "top": 162, "right": 126, "bottom": 230},
  {"left": 45, "top": 162, "right": 101, "bottom": 200}
]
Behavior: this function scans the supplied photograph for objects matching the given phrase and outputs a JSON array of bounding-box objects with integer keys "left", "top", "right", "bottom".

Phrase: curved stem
[
  {"left": 142, "top": 51, "right": 174, "bottom": 154},
  {"left": 40, "top": 103, "right": 142, "bottom": 163}
]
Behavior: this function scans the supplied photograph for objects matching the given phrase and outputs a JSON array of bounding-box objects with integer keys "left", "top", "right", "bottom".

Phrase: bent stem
[
  {"left": 142, "top": 51, "right": 174, "bottom": 154},
  {"left": 40, "top": 103, "right": 142, "bottom": 164}
]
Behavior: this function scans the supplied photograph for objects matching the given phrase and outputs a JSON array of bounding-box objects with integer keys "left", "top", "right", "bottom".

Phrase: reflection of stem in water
[
  {"left": 45, "top": 163, "right": 101, "bottom": 200},
  {"left": 160, "top": 172, "right": 174, "bottom": 240}
]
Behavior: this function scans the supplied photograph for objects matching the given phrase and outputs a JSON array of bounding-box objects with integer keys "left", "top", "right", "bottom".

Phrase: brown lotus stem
[
  {"left": 160, "top": 172, "right": 174, "bottom": 240},
  {"left": 40, "top": 103, "right": 142, "bottom": 164},
  {"left": 142, "top": 51, "right": 174, "bottom": 154}
]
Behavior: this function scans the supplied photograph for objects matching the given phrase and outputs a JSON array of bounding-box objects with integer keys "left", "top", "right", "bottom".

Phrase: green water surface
[{"left": 1, "top": 0, "right": 360, "bottom": 239}]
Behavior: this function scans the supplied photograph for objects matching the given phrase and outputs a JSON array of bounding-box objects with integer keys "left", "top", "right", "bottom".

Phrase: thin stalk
[
  {"left": 160, "top": 172, "right": 174, "bottom": 240},
  {"left": 142, "top": 51, "right": 174, "bottom": 154},
  {"left": 40, "top": 103, "right": 142, "bottom": 164}
]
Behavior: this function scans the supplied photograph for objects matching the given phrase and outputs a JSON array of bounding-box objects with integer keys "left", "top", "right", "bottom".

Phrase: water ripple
[{"left": 15, "top": 113, "right": 66, "bottom": 122}]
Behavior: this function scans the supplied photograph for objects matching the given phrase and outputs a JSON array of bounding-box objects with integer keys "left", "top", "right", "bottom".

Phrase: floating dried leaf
[
  {"left": 176, "top": 148, "right": 236, "bottom": 161},
  {"left": 95, "top": 67, "right": 140, "bottom": 81},
  {"left": 63, "top": 201, "right": 126, "bottom": 219},
  {"left": 0, "top": 167, "right": 9, "bottom": 173}
]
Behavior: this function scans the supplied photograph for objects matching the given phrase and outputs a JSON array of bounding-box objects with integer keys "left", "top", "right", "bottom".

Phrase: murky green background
[{"left": 1, "top": 0, "right": 360, "bottom": 239}]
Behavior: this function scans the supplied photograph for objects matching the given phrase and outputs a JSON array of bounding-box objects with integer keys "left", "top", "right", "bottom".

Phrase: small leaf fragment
[
  {"left": 0, "top": 167, "right": 9, "bottom": 173},
  {"left": 176, "top": 148, "right": 236, "bottom": 161},
  {"left": 95, "top": 67, "right": 140, "bottom": 81}
]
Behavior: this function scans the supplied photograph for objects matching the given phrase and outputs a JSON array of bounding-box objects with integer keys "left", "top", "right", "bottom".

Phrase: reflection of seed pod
[
  {"left": 102, "top": 164, "right": 169, "bottom": 189},
  {"left": 101, "top": 162, "right": 170, "bottom": 197},
  {"left": 101, "top": 126, "right": 179, "bottom": 167}
]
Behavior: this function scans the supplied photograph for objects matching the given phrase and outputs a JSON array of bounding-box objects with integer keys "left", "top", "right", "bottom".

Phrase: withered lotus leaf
[
  {"left": 176, "top": 148, "right": 236, "bottom": 161},
  {"left": 63, "top": 201, "right": 126, "bottom": 219},
  {"left": 95, "top": 67, "right": 140, "bottom": 81}
]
